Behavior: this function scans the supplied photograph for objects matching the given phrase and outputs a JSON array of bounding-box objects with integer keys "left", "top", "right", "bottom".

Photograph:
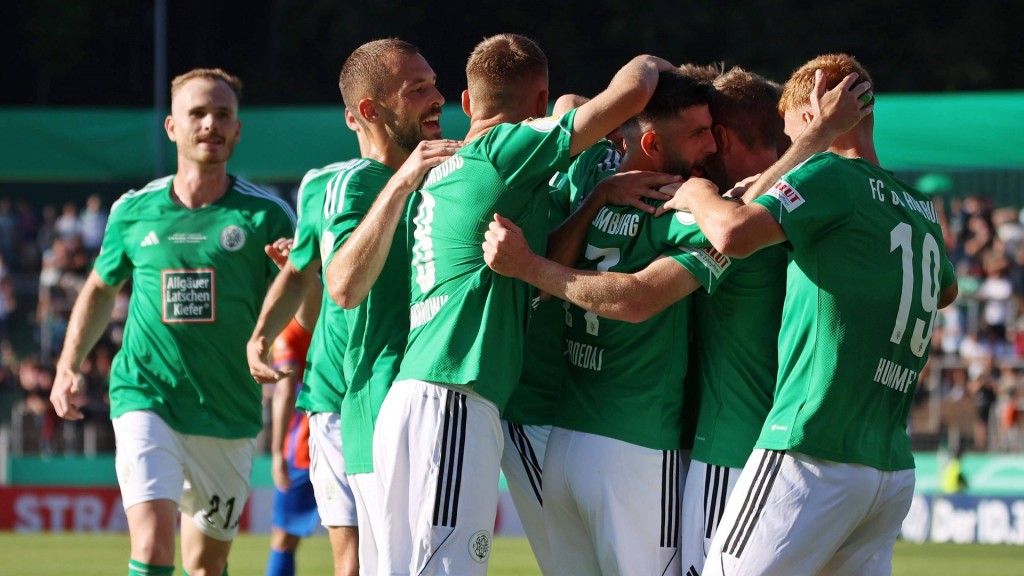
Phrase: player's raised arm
[
  {"left": 247, "top": 260, "right": 320, "bottom": 384},
  {"left": 51, "top": 271, "right": 123, "bottom": 420},
  {"left": 325, "top": 139, "right": 462, "bottom": 309},
  {"left": 569, "top": 55, "right": 677, "bottom": 157}
]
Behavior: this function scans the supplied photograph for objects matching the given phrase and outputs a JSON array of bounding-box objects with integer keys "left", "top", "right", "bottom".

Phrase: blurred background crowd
[{"left": 2, "top": 185, "right": 1023, "bottom": 456}]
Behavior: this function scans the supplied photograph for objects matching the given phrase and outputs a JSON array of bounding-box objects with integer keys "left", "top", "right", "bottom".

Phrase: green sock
[{"left": 128, "top": 559, "right": 174, "bottom": 576}]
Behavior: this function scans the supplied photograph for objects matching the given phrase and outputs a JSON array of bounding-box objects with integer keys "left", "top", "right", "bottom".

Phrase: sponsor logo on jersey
[
  {"left": 769, "top": 179, "right": 805, "bottom": 212},
  {"left": 684, "top": 246, "right": 731, "bottom": 279},
  {"left": 162, "top": 269, "right": 215, "bottom": 323},
  {"left": 468, "top": 530, "right": 491, "bottom": 563},
  {"left": 219, "top": 225, "right": 246, "bottom": 251},
  {"left": 873, "top": 357, "right": 917, "bottom": 393},
  {"left": 523, "top": 115, "right": 561, "bottom": 133},
  {"left": 169, "top": 233, "right": 208, "bottom": 244},
  {"left": 770, "top": 424, "right": 788, "bottom": 431},
  {"left": 140, "top": 231, "right": 160, "bottom": 247},
  {"left": 675, "top": 210, "right": 697, "bottom": 226},
  {"left": 565, "top": 338, "right": 604, "bottom": 371}
]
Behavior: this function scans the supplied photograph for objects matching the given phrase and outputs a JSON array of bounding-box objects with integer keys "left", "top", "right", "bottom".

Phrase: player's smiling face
[
  {"left": 655, "top": 104, "right": 716, "bottom": 178},
  {"left": 382, "top": 52, "right": 444, "bottom": 152},
  {"left": 166, "top": 77, "right": 241, "bottom": 166}
]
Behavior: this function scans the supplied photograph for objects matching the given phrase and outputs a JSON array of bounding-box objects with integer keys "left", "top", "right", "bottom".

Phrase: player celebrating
[
  {"left": 483, "top": 69, "right": 719, "bottom": 575},
  {"left": 671, "top": 55, "right": 958, "bottom": 575},
  {"left": 248, "top": 38, "right": 456, "bottom": 576},
  {"left": 50, "top": 68, "right": 295, "bottom": 576},
  {"left": 678, "top": 66, "right": 789, "bottom": 576},
  {"left": 369, "top": 34, "right": 676, "bottom": 575}
]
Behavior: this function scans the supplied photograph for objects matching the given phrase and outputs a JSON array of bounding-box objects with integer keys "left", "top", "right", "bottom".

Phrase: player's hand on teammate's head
[
  {"left": 247, "top": 335, "right": 287, "bottom": 384},
  {"left": 654, "top": 178, "right": 719, "bottom": 217},
  {"left": 265, "top": 237, "right": 293, "bottom": 270},
  {"left": 483, "top": 213, "right": 533, "bottom": 279},
  {"left": 811, "top": 69, "right": 873, "bottom": 140},
  {"left": 50, "top": 366, "right": 86, "bottom": 420},
  {"left": 595, "top": 170, "right": 681, "bottom": 214},
  {"left": 724, "top": 174, "right": 761, "bottom": 199}
]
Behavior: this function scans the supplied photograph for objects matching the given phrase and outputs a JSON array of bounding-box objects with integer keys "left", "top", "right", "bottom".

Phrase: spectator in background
[
  {"left": 976, "top": 249, "right": 1014, "bottom": 340},
  {"left": 79, "top": 194, "right": 108, "bottom": 258},
  {"left": 15, "top": 200, "right": 40, "bottom": 271},
  {"left": 0, "top": 274, "right": 16, "bottom": 340},
  {"left": 54, "top": 201, "right": 81, "bottom": 242},
  {"left": 18, "top": 358, "right": 56, "bottom": 454},
  {"left": 35, "top": 204, "right": 57, "bottom": 265},
  {"left": 0, "top": 198, "right": 17, "bottom": 269}
]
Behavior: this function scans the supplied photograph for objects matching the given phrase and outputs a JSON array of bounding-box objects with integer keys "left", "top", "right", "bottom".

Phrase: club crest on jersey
[
  {"left": 220, "top": 225, "right": 246, "bottom": 251},
  {"left": 468, "top": 530, "right": 491, "bottom": 563},
  {"left": 675, "top": 210, "right": 697, "bottom": 226},
  {"left": 769, "top": 180, "right": 805, "bottom": 212},
  {"left": 523, "top": 115, "right": 560, "bottom": 133}
]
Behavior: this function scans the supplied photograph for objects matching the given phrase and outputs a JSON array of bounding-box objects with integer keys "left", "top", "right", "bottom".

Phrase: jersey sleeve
[
  {"left": 289, "top": 173, "right": 327, "bottom": 273},
  {"left": 752, "top": 153, "right": 854, "bottom": 251},
  {"left": 487, "top": 109, "right": 577, "bottom": 192},
  {"left": 651, "top": 209, "right": 735, "bottom": 294},
  {"left": 272, "top": 318, "right": 312, "bottom": 368},
  {"left": 548, "top": 139, "right": 621, "bottom": 230},
  {"left": 91, "top": 201, "right": 133, "bottom": 286}
]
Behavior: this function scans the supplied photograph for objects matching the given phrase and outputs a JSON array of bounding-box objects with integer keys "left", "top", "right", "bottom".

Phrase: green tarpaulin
[{"left": 1, "top": 92, "right": 1022, "bottom": 183}]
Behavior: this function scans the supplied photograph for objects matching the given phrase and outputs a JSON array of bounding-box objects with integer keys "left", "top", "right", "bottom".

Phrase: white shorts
[
  {"left": 307, "top": 411, "right": 357, "bottom": 527},
  {"left": 374, "top": 379, "right": 502, "bottom": 576},
  {"left": 349, "top": 472, "right": 380, "bottom": 576},
  {"left": 544, "top": 427, "right": 682, "bottom": 576},
  {"left": 500, "top": 421, "right": 553, "bottom": 574},
  {"left": 112, "top": 410, "right": 255, "bottom": 541},
  {"left": 703, "top": 450, "right": 915, "bottom": 576},
  {"left": 681, "top": 460, "right": 741, "bottom": 576}
]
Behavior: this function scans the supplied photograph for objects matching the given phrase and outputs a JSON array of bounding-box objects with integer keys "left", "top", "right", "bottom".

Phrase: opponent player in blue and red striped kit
[{"left": 266, "top": 318, "right": 318, "bottom": 576}]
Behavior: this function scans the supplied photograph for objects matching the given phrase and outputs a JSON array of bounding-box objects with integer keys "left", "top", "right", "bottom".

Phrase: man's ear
[
  {"left": 462, "top": 90, "right": 472, "bottom": 118},
  {"left": 164, "top": 115, "right": 176, "bottom": 141},
  {"left": 713, "top": 124, "right": 729, "bottom": 152},
  {"left": 639, "top": 130, "right": 660, "bottom": 159},
  {"left": 801, "top": 110, "right": 814, "bottom": 126},
  {"left": 358, "top": 99, "right": 378, "bottom": 123},
  {"left": 536, "top": 89, "right": 549, "bottom": 118}
]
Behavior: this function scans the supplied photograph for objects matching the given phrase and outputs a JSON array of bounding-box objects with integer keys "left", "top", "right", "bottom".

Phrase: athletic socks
[
  {"left": 128, "top": 559, "right": 174, "bottom": 576},
  {"left": 266, "top": 549, "right": 296, "bottom": 576}
]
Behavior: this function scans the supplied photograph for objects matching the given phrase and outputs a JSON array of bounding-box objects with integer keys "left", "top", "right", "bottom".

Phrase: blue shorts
[{"left": 271, "top": 461, "right": 319, "bottom": 537}]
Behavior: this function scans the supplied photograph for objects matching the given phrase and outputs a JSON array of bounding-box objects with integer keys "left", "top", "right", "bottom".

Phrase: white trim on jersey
[
  {"left": 110, "top": 175, "right": 174, "bottom": 217},
  {"left": 323, "top": 159, "right": 370, "bottom": 219},
  {"left": 234, "top": 177, "right": 296, "bottom": 227}
]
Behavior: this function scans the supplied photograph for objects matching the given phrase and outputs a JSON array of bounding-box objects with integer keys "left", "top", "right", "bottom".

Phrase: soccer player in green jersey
[
  {"left": 484, "top": 69, "right": 720, "bottom": 576},
  {"left": 670, "top": 55, "right": 959, "bottom": 576},
  {"left": 49, "top": 69, "right": 296, "bottom": 576},
  {"left": 247, "top": 39, "right": 458, "bottom": 576},
  {"left": 351, "top": 33, "right": 675, "bottom": 575},
  {"left": 677, "top": 66, "right": 790, "bottom": 576}
]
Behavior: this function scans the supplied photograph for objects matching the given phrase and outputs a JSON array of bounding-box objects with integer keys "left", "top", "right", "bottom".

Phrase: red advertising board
[{"left": 0, "top": 487, "right": 250, "bottom": 533}]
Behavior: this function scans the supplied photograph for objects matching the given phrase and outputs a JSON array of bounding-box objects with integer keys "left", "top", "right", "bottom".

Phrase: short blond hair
[
  {"left": 466, "top": 34, "right": 547, "bottom": 111},
  {"left": 778, "top": 54, "right": 872, "bottom": 114},
  {"left": 170, "top": 68, "right": 243, "bottom": 102}
]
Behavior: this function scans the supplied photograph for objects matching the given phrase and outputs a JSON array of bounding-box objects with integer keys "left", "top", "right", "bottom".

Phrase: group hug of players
[
  {"left": 250, "top": 31, "right": 957, "bottom": 576},
  {"left": 51, "top": 31, "right": 957, "bottom": 576}
]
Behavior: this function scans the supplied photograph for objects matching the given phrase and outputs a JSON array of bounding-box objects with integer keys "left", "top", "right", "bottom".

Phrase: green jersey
[
  {"left": 95, "top": 175, "right": 295, "bottom": 439},
  {"left": 689, "top": 245, "right": 787, "bottom": 468},
  {"left": 558, "top": 204, "right": 721, "bottom": 450},
  {"left": 752, "top": 153, "right": 956, "bottom": 470},
  {"left": 289, "top": 161, "right": 368, "bottom": 415},
  {"left": 323, "top": 160, "right": 401, "bottom": 475},
  {"left": 503, "top": 139, "right": 621, "bottom": 426},
  {"left": 398, "top": 111, "right": 577, "bottom": 411}
]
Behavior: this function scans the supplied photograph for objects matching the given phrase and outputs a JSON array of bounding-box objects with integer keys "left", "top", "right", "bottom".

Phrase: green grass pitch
[{"left": 3, "top": 533, "right": 1023, "bottom": 575}]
